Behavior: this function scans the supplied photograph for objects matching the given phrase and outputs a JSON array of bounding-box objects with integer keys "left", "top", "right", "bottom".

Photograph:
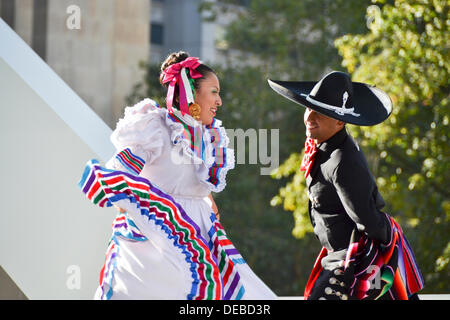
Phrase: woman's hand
[
  {"left": 208, "top": 194, "right": 220, "bottom": 221},
  {"left": 114, "top": 205, "right": 126, "bottom": 213}
]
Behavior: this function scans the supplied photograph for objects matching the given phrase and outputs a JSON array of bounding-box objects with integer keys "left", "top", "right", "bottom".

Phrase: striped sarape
[
  {"left": 304, "top": 214, "right": 424, "bottom": 300},
  {"left": 79, "top": 159, "right": 246, "bottom": 300}
]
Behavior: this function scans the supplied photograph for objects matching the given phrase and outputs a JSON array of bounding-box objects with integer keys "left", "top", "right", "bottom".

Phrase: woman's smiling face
[{"left": 194, "top": 73, "right": 222, "bottom": 125}]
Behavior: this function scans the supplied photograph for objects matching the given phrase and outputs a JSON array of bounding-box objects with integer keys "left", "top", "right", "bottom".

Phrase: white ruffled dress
[{"left": 79, "top": 98, "right": 276, "bottom": 300}]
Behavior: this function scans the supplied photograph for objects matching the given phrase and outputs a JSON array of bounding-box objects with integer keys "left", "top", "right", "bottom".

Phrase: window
[{"left": 150, "top": 23, "right": 164, "bottom": 45}]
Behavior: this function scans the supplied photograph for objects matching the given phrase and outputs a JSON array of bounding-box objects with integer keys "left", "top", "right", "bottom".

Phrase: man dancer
[{"left": 268, "top": 71, "right": 423, "bottom": 300}]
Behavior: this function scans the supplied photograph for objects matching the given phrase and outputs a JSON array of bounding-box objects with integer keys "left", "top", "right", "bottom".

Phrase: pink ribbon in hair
[{"left": 161, "top": 57, "right": 203, "bottom": 115}]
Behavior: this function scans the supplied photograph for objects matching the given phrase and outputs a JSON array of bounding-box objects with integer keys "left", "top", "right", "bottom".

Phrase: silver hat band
[{"left": 301, "top": 93, "right": 361, "bottom": 117}]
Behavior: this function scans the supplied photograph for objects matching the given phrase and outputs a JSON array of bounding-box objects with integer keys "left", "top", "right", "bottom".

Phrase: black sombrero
[{"left": 268, "top": 71, "right": 392, "bottom": 126}]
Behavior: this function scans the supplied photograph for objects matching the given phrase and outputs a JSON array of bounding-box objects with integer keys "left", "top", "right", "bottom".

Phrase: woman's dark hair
[{"left": 159, "top": 51, "right": 215, "bottom": 108}]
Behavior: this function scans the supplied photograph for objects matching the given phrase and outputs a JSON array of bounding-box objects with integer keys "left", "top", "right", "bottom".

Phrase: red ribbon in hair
[
  {"left": 161, "top": 57, "right": 203, "bottom": 115},
  {"left": 300, "top": 138, "right": 317, "bottom": 178}
]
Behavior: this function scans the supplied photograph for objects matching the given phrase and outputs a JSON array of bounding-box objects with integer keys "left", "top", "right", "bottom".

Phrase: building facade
[
  {"left": 1, "top": 0, "right": 150, "bottom": 127},
  {"left": 1, "top": 0, "right": 240, "bottom": 126},
  {"left": 150, "top": 0, "right": 238, "bottom": 65}
]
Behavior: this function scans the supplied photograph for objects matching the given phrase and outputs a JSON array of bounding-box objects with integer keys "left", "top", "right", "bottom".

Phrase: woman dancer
[{"left": 79, "top": 51, "right": 276, "bottom": 300}]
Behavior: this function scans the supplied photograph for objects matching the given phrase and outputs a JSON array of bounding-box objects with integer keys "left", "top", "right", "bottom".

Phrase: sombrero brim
[{"left": 267, "top": 79, "right": 392, "bottom": 126}]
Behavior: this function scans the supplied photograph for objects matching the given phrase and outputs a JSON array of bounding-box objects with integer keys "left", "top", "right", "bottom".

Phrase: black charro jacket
[{"left": 306, "top": 128, "right": 391, "bottom": 252}]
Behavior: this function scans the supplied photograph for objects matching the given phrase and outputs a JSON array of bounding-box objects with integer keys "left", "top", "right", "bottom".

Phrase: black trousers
[{"left": 307, "top": 268, "right": 349, "bottom": 300}]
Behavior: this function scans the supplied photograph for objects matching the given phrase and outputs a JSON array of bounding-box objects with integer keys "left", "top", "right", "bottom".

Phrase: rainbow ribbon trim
[
  {"left": 114, "top": 148, "right": 145, "bottom": 175},
  {"left": 98, "top": 237, "right": 119, "bottom": 300},
  {"left": 79, "top": 159, "right": 245, "bottom": 299},
  {"left": 166, "top": 113, "right": 234, "bottom": 192},
  {"left": 168, "top": 111, "right": 205, "bottom": 161},
  {"left": 205, "top": 120, "right": 229, "bottom": 188},
  {"left": 161, "top": 57, "right": 202, "bottom": 115},
  {"left": 208, "top": 213, "right": 246, "bottom": 300}
]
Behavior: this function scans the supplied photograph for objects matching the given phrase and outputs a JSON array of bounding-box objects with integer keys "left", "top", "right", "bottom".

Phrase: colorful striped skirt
[{"left": 79, "top": 160, "right": 276, "bottom": 300}]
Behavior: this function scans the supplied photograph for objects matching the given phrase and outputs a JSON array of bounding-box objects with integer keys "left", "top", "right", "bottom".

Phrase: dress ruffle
[
  {"left": 108, "top": 98, "right": 164, "bottom": 168},
  {"left": 165, "top": 111, "right": 235, "bottom": 192},
  {"left": 204, "top": 119, "right": 235, "bottom": 192}
]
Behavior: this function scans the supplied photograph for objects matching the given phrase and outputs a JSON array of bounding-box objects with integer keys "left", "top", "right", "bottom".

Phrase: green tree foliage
[{"left": 201, "top": 0, "right": 371, "bottom": 78}]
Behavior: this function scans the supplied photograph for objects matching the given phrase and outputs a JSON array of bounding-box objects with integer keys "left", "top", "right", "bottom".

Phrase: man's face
[{"left": 304, "top": 108, "right": 345, "bottom": 143}]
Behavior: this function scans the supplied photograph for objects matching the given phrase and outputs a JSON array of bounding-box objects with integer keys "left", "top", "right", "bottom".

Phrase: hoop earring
[{"left": 189, "top": 103, "right": 201, "bottom": 120}]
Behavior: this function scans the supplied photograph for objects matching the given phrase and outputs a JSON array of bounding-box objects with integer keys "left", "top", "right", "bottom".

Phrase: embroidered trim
[
  {"left": 208, "top": 213, "right": 246, "bottom": 299},
  {"left": 115, "top": 148, "right": 146, "bottom": 175},
  {"left": 302, "top": 92, "right": 361, "bottom": 117},
  {"left": 165, "top": 109, "right": 235, "bottom": 193}
]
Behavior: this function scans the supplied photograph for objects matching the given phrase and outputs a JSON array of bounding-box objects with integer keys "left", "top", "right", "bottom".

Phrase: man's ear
[{"left": 337, "top": 120, "right": 345, "bottom": 127}]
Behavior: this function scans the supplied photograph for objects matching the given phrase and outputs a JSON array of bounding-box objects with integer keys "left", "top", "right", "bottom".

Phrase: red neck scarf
[{"left": 300, "top": 138, "right": 317, "bottom": 178}]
